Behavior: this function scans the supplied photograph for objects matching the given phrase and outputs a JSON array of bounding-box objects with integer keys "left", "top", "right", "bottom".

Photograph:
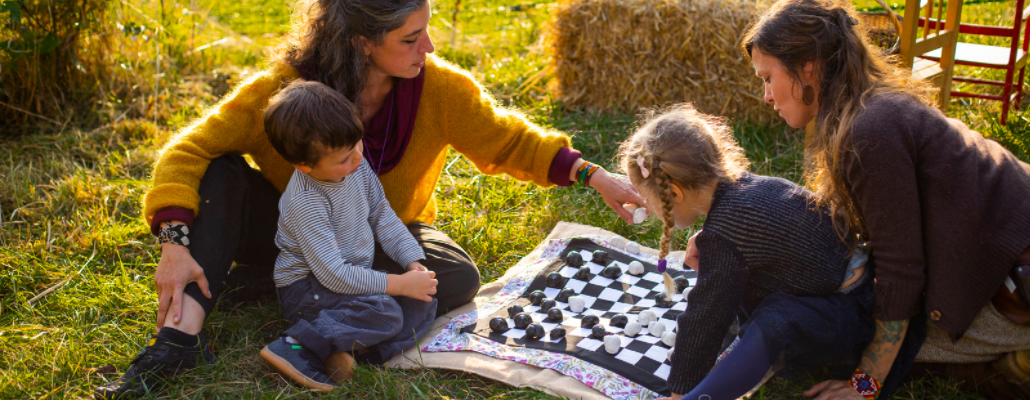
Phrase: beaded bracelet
[{"left": 850, "top": 368, "right": 881, "bottom": 400}]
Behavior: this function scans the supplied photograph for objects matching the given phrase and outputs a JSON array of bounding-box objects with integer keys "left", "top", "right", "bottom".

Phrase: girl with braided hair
[{"left": 619, "top": 104, "right": 875, "bottom": 400}]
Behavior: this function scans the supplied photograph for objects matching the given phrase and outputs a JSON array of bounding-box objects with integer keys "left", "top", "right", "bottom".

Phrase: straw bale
[{"left": 546, "top": 0, "right": 778, "bottom": 124}]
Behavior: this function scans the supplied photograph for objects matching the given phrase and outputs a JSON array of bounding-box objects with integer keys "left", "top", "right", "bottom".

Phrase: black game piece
[
  {"left": 655, "top": 292, "right": 674, "bottom": 308},
  {"left": 574, "top": 266, "right": 591, "bottom": 281},
  {"left": 566, "top": 251, "right": 584, "bottom": 268},
  {"left": 610, "top": 314, "right": 629, "bottom": 328},
  {"left": 674, "top": 276, "right": 690, "bottom": 292},
  {"left": 529, "top": 290, "right": 546, "bottom": 306},
  {"left": 550, "top": 326, "right": 567, "bottom": 340},
  {"left": 546, "top": 308, "right": 564, "bottom": 322},
  {"left": 525, "top": 324, "right": 545, "bottom": 340},
  {"left": 540, "top": 299, "right": 557, "bottom": 313},
  {"left": 600, "top": 264, "right": 622, "bottom": 279},
  {"left": 489, "top": 317, "right": 510, "bottom": 333},
  {"left": 507, "top": 304, "right": 524, "bottom": 319},
  {"left": 592, "top": 250, "right": 609, "bottom": 265},
  {"left": 514, "top": 313, "right": 533, "bottom": 329},
  {"left": 590, "top": 325, "right": 607, "bottom": 339},
  {"left": 556, "top": 287, "right": 576, "bottom": 302},
  {"left": 580, "top": 314, "right": 600, "bottom": 328},
  {"left": 546, "top": 272, "right": 564, "bottom": 288}
]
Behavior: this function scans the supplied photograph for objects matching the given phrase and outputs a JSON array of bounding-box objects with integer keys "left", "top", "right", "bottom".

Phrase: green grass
[{"left": 1, "top": 0, "right": 1027, "bottom": 398}]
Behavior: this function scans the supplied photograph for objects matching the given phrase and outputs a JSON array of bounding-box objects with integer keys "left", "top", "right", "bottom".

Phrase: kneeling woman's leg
[{"left": 371, "top": 222, "right": 481, "bottom": 317}]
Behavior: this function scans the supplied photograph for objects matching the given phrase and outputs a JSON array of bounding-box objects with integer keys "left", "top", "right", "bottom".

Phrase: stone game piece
[
  {"left": 550, "top": 326, "right": 567, "bottom": 340},
  {"left": 627, "top": 261, "right": 645, "bottom": 275},
  {"left": 626, "top": 241, "right": 641, "bottom": 254},
  {"left": 662, "top": 331, "right": 677, "bottom": 346},
  {"left": 514, "top": 313, "right": 533, "bottom": 329},
  {"left": 604, "top": 335, "right": 621, "bottom": 354},
  {"left": 580, "top": 314, "right": 600, "bottom": 328},
  {"left": 529, "top": 290, "right": 546, "bottom": 306},
  {"left": 648, "top": 321, "right": 666, "bottom": 337},
  {"left": 655, "top": 292, "right": 674, "bottom": 308},
  {"left": 507, "top": 304, "right": 524, "bottom": 319},
  {"left": 568, "top": 296, "right": 585, "bottom": 312},
  {"left": 624, "top": 321, "right": 642, "bottom": 336},
  {"left": 574, "top": 266, "right": 592, "bottom": 280},
  {"left": 674, "top": 276, "right": 690, "bottom": 292},
  {"left": 540, "top": 298, "right": 556, "bottom": 313},
  {"left": 525, "top": 323, "right": 545, "bottom": 340},
  {"left": 610, "top": 314, "right": 628, "bottom": 328},
  {"left": 600, "top": 264, "right": 622, "bottom": 279},
  {"left": 566, "top": 251, "right": 583, "bottom": 268},
  {"left": 546, "top": 272, "right": 564, "bottom": 288},
  {"left": 637, "top": 310, "right": 657, "bottom": 325},
  {"left": 667, "top": 347, "right": 675, "bottom": 361},
  {"left": 546, "top": 308, "right": 563, "bottom": 322},
  {"left": 590, "top": 324, "right": 607, "bottom": 339},
  {"left": 489, "top": 317, "right": 510, "bottom": 333},
  {"left": 609, "top": 235, "right": 627, "bottom": 250},
  {"left": 556, "top": 287, "right": 575, "bottom": 302},
  {"left": 592, "top": 250, "right": 609, "bottom": 265},
  {"left": 633, "top": 207, "right": 647, "bottom": 224}
]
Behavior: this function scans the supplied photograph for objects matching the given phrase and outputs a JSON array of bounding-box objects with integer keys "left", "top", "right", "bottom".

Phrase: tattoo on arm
[{"left": 858, "top": 319, "right": 909, "bottom": 382}]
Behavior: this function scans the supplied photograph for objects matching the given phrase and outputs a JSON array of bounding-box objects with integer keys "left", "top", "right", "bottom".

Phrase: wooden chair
[
  {"left": 922, "top": 0, "right": 1030, "bottom": 124},
  {"left": 898, "top": 0, "right": 964, "bottom": 112}
]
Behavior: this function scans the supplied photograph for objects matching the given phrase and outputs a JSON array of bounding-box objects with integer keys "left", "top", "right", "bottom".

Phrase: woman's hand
[
  {"left": 590, "top": 169, "right": 648, "bottom": 225},
  {"left": 154, "top": 242, "right": 211, "bottom": 329},
  {"left": 804, "top": 380, "right": 864, "bottom": 400},
  {"left": 685, "top": 230, "right": 701, "bottom": 270}
]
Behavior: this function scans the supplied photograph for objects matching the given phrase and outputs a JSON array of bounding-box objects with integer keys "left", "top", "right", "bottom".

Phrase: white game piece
[
  {"left": 609, "top": 236, "right": 627, "bottom": 250},
  {"left": 637, "top": 310, "right": 657, "bottom": 325},
  {"left": 604, "top": 335, "right": 621, "bottom": 354},
  {"left": 627, "top": 261, "right": 645, "bottom": 275},
  {"left": 633, "top": 207, "right": 647, "bottom": 224},
  {"left": 624, "top": 321, "right": 642, "bottom": 336},
  {"left": 568, "top": 296, "right": 585, "bottom": 312},
  {"left": 667, "top": 347, "right": 675, "bottom": 361},
  {"left": 626, "top": 241, "right": 641, "bottom": 254},
  {"left": 648, "top": 321, "right": 666, "bottom": 337},
  {"left": 662, "top": 331, "right": 677, "bottom": 346}
]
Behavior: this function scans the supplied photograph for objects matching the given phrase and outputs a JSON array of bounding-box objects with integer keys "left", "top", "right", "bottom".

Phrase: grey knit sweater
[{"left": 667, "top": 172, "right": 852, "bottom": 394}]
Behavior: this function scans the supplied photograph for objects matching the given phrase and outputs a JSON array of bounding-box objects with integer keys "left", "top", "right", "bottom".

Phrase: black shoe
[
  {"left": 94, "top": 332, "right": 217, "bottom": 399},
  {"left": 259, "top": 337, "right": 335, "bottom": 392}
]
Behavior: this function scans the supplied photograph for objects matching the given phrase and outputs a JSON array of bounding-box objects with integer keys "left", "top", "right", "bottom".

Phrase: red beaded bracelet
[{"left": 850, "top": 368, "right": 881, "bottom": 400}]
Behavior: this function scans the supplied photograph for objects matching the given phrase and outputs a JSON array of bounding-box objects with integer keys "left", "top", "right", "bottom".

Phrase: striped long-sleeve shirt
[
  {"left": 273, "top": 162, "right": 425, "bottom": 294},
  {"left": 667, "top": 172, "right": 852, "bottom": 394}
]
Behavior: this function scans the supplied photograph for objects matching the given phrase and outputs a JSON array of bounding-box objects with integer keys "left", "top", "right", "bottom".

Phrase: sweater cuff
[
  {"left": 548, "top": 147, "right": 582, "bottom": 187},
  {"left": 150, "top": 207, "right": 195, "bottom": 236},
  {"left": 872, "top": 279, "right": 925, "bottom": 321}
]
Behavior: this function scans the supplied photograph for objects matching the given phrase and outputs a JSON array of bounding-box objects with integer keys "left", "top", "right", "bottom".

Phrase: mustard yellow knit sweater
[{"left": 144, "top": 55, "right": 570, "bottom": 225}]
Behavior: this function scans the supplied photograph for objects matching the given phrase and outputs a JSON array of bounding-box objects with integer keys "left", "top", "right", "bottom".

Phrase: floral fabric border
[{"left": 422, "top": 234, "right": 686, "bottom": 400}]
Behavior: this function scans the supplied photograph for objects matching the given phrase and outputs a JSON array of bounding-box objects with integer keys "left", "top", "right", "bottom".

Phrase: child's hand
[
  {"left": 398, "top": 269, "right": 438, "bottom": 302},
  {"left": 406, "top": 261, "right": 427, "bottom": 272},
  {"left": 685, "top": 230, "right": 701, "bottom": 271}
]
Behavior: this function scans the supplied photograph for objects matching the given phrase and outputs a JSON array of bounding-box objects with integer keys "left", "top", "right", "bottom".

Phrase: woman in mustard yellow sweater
[{"left": 95, "top": 0, "right": 644, "bottom": 397}]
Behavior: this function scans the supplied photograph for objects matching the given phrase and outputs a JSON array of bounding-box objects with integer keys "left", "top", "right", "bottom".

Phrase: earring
[{"left": 802, "top": 85, "right": 815, "bottom": 105}]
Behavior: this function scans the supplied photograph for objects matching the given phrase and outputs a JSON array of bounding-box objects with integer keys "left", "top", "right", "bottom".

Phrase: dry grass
[{"left": 545, "top": 0, "right": 779, "bottom": 123}]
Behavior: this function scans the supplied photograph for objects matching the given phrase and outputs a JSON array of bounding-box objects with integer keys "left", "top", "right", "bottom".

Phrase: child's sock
[
  {"left": 681, "top": 326, "right": 777, "bottom": 400},
  {"left": 156, "top": 327, "right": 199, "bottom": 347}
]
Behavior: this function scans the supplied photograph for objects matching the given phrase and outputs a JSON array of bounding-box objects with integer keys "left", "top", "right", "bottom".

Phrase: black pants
[{"left": 183, "top": 155, "right": 481, "bottom": 318}]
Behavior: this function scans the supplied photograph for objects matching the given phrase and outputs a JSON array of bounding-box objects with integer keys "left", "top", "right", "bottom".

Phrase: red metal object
[{"left": 921, "top": 0, "right": 1030, "bottom": 124}]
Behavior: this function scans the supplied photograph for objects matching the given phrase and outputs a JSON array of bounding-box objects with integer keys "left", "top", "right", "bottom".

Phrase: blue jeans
[{"left": 278, "top": 274, "right": 438, "bottom": 363}]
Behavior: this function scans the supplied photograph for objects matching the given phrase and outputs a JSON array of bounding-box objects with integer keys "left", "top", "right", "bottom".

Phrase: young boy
[{"left": 259, "top": 80, "right": 439, "bottom": 392}]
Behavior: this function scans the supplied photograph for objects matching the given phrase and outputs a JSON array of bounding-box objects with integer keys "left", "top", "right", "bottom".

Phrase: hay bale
[{"left": 546, "top": 0, "right": 778, "bottom": 124}]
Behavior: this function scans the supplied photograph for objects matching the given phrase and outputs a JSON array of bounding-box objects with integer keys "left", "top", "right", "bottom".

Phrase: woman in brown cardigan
[{"left": 737, "top": 1, "right": 1030, "bottom": 399}]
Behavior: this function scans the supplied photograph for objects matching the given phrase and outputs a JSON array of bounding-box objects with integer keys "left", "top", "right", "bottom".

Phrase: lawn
[{"left": 0, "top": 0, "right": 1027, "bottom": 398}]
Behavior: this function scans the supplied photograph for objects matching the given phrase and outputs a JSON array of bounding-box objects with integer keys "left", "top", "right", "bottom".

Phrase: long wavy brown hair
[
  {"left": 271, "top": 0, "right": 427, "bottom": 101},
  {"left": 741, "top": 0, "right": 935, "bottom": 245}
]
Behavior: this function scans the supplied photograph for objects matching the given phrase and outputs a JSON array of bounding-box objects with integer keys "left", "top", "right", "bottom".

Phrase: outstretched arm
[{"left": 804, "top": 319, "right": 909, "bottom": 399}]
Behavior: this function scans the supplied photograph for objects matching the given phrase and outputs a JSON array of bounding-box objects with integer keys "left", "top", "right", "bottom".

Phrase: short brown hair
[{"left": 264, "top": 80, "right": 364, "bottom": 166}]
